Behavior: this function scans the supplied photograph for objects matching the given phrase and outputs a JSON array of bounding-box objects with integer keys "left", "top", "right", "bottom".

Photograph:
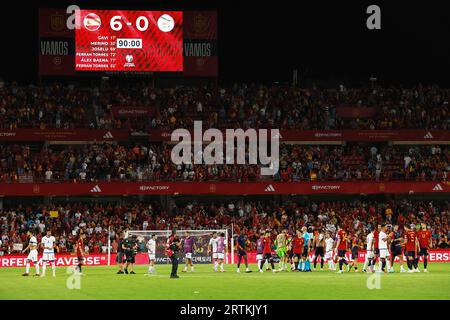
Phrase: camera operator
[
  {"left": 124, "top": 235, "right": 138, "bottom": 274},
  {"left": 166, "top": 229, "right": 181, "bottom": 278}
]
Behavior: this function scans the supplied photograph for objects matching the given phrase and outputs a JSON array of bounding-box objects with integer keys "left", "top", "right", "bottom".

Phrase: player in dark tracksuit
[
  {"left": 167, "top": 229, "right": 181, "bottom": 278},
  {"left": 236, "top": 232, "right": 252, "bottom": 273}
]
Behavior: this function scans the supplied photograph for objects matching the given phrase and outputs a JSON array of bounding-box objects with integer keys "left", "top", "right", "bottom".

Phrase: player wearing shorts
[
  {"left": 389, "top": 225, "right": 405, "bottom": 273},
  {"left": 216, "top": 233, "right": 227, "bottom": 272},
  {"left": 377, "top": 225, "right": 390, "bottom": 273},
  {"left": 41, "top": 230, "right": 56, "bottom": 277},
  {"left": 236, "top": 231, "right": 251, "bottom": 273},
  {"left": 275, "top": 229, "right": 288, "bottom": 271},
  {"left": 417, "top": 223, "right": 432, "bottom": 272},
  {"left": 404, "top": 224, "right": 420, "bottom": 273},
  {"left": 208, "top": 232, "right": 219, "bottom": 272},
  {"left": 324, "top": 232, "right": 335, "bottom": 270},
  {"left": 182, "top": 232, "right": 196, "bottom": 273},
  {"left": 363, "top": 228, "right": 375, "bottom": 273},
  {"left": 256, "top": 231, "right": 265, "bottom": 273},
  {"left": 22, "top": 231, "right": 40, "bottom": 276},
  {"left": 335, "top": 226, "right": 349, "bottom": 274},
  {"left": 146, "top": 234, "right": 157, "bottom": 274},
  {"left": 312, "top": 230, "right": 325, "bottom": 271},
  {"left": 291, "top": 230, "right": 304, "bottom": 272},
  {"left": 263, "top": 230, "right": 277, "bottom": 272},
  {"left": 348, "top": 232, "right": 360, "bottom": 272},
  {"left": 74, "top": 232, "right": 86, "bottom": 274}
]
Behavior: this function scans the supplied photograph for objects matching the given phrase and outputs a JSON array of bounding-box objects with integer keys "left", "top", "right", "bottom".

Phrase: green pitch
[{"left": 1, "top": 263, "right": 449, "bottom": 300}]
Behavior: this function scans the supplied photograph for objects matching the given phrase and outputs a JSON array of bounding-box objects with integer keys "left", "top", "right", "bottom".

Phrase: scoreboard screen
[{"left": 75, "top": 10, "right": 183, "bottom": 72}]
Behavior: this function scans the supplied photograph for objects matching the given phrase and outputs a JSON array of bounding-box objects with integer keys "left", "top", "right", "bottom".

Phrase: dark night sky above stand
[{"left": 1, "top": 0, "right": 449, "bottom": 86}]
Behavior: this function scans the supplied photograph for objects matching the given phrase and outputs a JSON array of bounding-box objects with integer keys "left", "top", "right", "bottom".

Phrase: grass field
[{"left": 1, "top": 263, "right": 449, "bottom": 300}]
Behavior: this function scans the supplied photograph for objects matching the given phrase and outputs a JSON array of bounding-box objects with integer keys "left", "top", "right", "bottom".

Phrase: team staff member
[
  {"left": 167, "top": 229, "right": 182, "bottom": 278},
  {"left": 236, "top": 231, "right": 252, "bottom": 273},
  {"left": 389, "top": 225, "right": 406, "bottom": 273},
  {"left": 116, "top": 232, "right": 126, "bottom": 274}
]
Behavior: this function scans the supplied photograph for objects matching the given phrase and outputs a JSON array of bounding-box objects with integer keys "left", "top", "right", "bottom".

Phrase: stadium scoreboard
[{"left": 75, "top": 10, "right": 183, "bottom": 72}]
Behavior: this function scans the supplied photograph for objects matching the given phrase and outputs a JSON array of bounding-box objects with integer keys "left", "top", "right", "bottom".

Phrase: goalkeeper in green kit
[{"left": 275, "top": 229, "right": 288, "bottom": 272}]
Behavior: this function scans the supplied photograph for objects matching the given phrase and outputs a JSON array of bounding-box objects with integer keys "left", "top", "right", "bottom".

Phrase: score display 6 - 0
[
  {"left": 110, "top": 14, "right": 175, "bottom": 33},
  {"left": 75, "top": 10, "right": 183, "bottom": 72}
]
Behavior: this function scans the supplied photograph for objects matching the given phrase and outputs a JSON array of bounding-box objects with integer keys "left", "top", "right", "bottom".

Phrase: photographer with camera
[
  {"left": 166, "top": 229, "right": 181, "bottom": 278},
  {"left": 123, "top": 235, "right": 138, "bottom": 274}
]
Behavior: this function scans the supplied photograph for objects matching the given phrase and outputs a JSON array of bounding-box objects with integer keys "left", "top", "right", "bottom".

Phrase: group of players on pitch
[
  {"left": 19, "top": 222, "right": 432, "bottom": 277},
  {"left": 233, "top": 222, "right": 432, "bottom": 274},
  {"left": 21, "top": 230, "right": 86, "bottom": 277}
]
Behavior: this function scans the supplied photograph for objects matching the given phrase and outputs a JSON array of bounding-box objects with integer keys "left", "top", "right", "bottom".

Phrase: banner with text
[
  {"left": 39, "top": 8, "right": 76, "bottom": 76},
  {"left": 183, "top": 11, "right": 218, "bottom": 77},
  {"left": 0, "top": 181, "right": 449, "bottom": 196},
  {"left": 0, "top": 129, "right": 129, "bottom": 141},
  {"left": 149, "top": 129, "right": 450, "bottom": 142},
  {"left": 111, "top": 106, "right": 156, "bottom": 118},
  {"left": 1, "top": 250, "right": 449, "bottom": 268}
]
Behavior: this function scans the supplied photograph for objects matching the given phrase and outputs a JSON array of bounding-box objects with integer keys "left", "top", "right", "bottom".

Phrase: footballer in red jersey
[
  {"left": 348, "top": 231, "right": 361, "bottom": 272},
  {"left": 404, "top": 224, "right": 420, "bottom": 272},
  {"left": 373, "top": 224, "right": 381, "bottom": 261},
  {"left": 74, "top": 232, "right": 86, "bottom": 273},
  {"left": 262, "top": 230, "right": 277, "bottom": 272},
  {"left": 291, "top": 230, "right": 305, "bottom": 271},
  {"left": 417, "top": 223, "right": 432, "bottom": 272},
  {"left": 335, "top": 226, "right": 349, "bottom": 273}
]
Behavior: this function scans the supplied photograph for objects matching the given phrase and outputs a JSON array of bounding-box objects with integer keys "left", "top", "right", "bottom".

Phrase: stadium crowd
[
  {"left": 1, "top": 82, "right": 449, "bottom": 131},
  {"left": 0, "top": 143, "right": 448, "bottom": 182},
  {"left": 0, "top": 199, "right": 448, "bottom": 256}
]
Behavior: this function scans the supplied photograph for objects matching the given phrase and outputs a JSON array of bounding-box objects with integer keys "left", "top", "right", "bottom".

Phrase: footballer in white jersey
[
  {"left": 208, "top": 233, "right": 219, "bottom": 259},
  {"left": 146, "top": 234, "right": 157, "bottom": 274},
  {"left": 208, "top": 232, "right": 219, "bottom": 271},
  {"left": 22, "top": 231, "right": 40, "bottom": 276},
  {"left": 363, "top": 230, "right": 375, "bottom": 272},
  {"left": 324, "top": 232, "right": 336, "bottom": 270},
  {"left": 377, "top": 225, "right": 391, "bottom": 272},
  {"left": 41, "top": 230, "right": 57, "bottom": 277}
]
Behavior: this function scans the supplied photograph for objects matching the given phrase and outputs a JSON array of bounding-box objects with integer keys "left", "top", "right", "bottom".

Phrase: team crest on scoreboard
[
  {"left": 193, "top": 13, "right": 210, "bottom": 36},
  {"left": 84, "top": 13, "right": 102, "bottom": 31},
  {"left": 50, "top": 12, "right": 65, "bottom": 32},
  {"left": 209, "top": 184, "right": 217, "bottom": 193}
]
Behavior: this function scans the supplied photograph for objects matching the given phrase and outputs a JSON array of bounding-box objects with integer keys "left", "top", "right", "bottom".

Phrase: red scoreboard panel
[{"left": 75, "top": 10, "right": 183, "bottom": 72}]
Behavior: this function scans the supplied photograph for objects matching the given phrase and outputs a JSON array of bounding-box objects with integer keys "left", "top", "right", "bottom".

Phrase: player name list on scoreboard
[
  {"left": 76, "top": 36, "right": 119, "bottom": 70},
  {"left": 75, "top": 10, "right": 183, "bottom": 72}
]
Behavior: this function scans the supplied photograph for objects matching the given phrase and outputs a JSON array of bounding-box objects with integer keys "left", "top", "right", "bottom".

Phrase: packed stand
[
  {"left": 1, "top": 81, "right": 449, "bottom": 130},
  {"left": 0, "top": 143, "right": 448, "bottom": 182},
  {"left": 0, "top": 199, "right": 448, "bottom": 256}
]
